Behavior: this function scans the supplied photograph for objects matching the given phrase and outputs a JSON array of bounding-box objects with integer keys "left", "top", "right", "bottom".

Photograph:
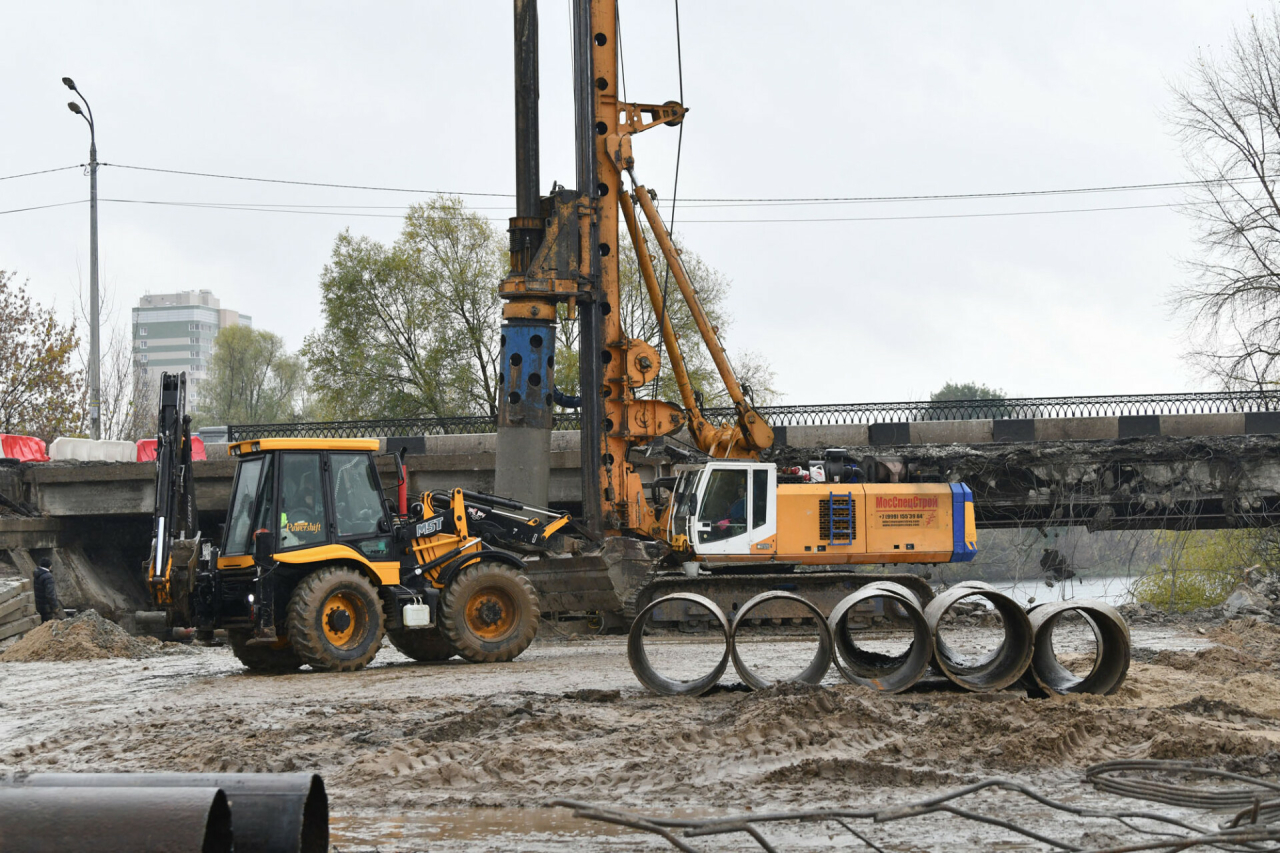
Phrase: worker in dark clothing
[{"left": 32, "top": 558, "right": 62, "bottom": 622}]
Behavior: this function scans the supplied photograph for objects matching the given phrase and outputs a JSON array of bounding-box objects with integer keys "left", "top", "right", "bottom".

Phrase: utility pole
[{"left": 64, "top": 77, "right": 100, "bottom": 440}]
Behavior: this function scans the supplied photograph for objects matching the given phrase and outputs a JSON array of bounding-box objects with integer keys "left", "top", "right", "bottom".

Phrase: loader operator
[
  {"left": 33, "top": 558, "right": 62, "bottom": 622},
  {"left": 279, "top": 474, "right": 324, "bottom": 548}
]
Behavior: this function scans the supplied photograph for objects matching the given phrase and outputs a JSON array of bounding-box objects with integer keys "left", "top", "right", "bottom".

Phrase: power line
[
  {"left": 0, "top": 199, "right": 86, "bottom": 215},
  {"left": 83, "top": 161, "right": 1256, "bottom": 205},
  {"left": 4, "top": 158, "right": 1266, "bottom": 205},
  {"left": 0, "top": 195, "right": 1210, "bottom": 222},
  {"left": 102, "top": 198, "right": 462, "bottom": 220},
  {"left": 683, "top": 179, "right": 1225, "bottom": 204},
  {"left": 0, "top": 165, "right": 84, "bottom": 182},
  {"left": 673, "top": 200, "right": 1195, "bottom": 223},
  {"left": 99, "top": 162, "right": 514, "bottom": 198}
]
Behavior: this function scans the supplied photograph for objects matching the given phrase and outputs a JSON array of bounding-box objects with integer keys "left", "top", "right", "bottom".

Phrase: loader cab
[
  {"left": 221, "top": 439, "right": 394, "bottom": 566},
  {"left": 667, "top": 461, "right": 777, "bottom": 557}
]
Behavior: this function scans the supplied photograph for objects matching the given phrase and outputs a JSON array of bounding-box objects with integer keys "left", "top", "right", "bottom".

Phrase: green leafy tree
[
  {"left": 553, "top": 225, "right": 777, "bottom": 407},
  {"left": 925, "top": 382, "right": 1009, "bottom": 420},
  {"left": 303, "top": 198, "right": 502, "bottom": 419},
  {"left": 200, "top": 325, "right": 304, "bottom": 425},
  {"left": 0, "top": 271, "right": 84, "bottom": 440},
  {"left": 930, "top": 382, "right": 1006, "bottom": 402}
]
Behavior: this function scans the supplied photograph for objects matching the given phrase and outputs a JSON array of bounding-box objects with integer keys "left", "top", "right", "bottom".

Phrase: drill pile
[{"left": 628, "top": 581, "right": 1130, "bottom": 697}]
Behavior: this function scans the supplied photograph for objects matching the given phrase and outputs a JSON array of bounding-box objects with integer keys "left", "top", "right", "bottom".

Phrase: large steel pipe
[
  {"left": 828, "top": 581, "right": 933, "bottom": 693},
  {"left": 0, "top": 786, "right": 231, "bottom": 853},
  {"left": 729, "top": 591, "right": 833, "bottom": 690},
  {"left": 1025, "top": 599, "right": 1130, "bottom": 696},
  {"left": 629, "top": 593, "right": 731, "bottom": 696},
  {"left": 924, "top": 581, "right": 1034, "bottom": 692},
  {"left": 16, "top": 773, "right": 327, "bottom": 853}
]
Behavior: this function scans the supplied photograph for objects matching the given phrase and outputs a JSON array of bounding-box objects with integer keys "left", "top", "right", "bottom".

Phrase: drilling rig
[{"left": 492, "top": 0, "right": 977, "bottom": 627}]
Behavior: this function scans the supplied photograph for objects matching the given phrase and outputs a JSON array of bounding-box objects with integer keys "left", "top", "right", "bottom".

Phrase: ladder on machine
[{"left": 828, "top": 492, "right": 854, "bottom": 545}]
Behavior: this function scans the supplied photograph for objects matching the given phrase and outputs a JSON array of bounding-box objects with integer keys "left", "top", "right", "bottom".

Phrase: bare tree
[
  {"left": 1172, "top": 8, "right": 1280, "bottom": 388},
  {"left": 74, "top": 279, "right": 153, "bottom": 441}
]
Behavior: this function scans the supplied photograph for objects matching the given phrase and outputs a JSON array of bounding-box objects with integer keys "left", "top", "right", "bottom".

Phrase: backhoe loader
[{"left": 146, "top": 373, "right": 565, "bottom": 672}]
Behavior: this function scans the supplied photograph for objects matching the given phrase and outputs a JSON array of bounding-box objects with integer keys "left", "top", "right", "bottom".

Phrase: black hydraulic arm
[{"left": 148, "top": 372, "right": 198, "bottom": 585}]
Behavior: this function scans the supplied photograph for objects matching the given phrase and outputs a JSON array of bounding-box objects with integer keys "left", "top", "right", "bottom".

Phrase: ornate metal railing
[{"left": 225, "top": 390, "right": 1280, "bottom": 442}]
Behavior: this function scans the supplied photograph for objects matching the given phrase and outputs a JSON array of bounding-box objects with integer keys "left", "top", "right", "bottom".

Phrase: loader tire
[
  {"left": 387, "top": 626, "right": 457, "bottom": 662},
  {"left": 441, "top": 560, "right": 539, "bottom": 663},
  {"left": 228, "top": 630, "right": 303, "bottom": 673},
  {"left": 287, "top": 566, "right": 384, "bottom": 672}
]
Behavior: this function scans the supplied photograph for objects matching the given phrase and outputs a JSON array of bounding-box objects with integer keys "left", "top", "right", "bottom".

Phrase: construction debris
[
  {"left": 0, "top": 579, "right": 38, "bottom": 645},
  {"left": 0, "top": 609, "right": 189, "bottom": 663}
]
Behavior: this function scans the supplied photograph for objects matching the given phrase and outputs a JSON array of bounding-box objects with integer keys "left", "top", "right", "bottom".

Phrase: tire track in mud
[{"left": 4, "top": 625, "right": 1280, "bottom": 815}]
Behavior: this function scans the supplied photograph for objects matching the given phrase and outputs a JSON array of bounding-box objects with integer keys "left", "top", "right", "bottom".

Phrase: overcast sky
[{"left": 0, "top": 1, "right": 1266, "bottom": 404}]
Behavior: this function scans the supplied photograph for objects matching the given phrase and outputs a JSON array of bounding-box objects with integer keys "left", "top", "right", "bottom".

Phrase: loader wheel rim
[
  {"left": 323, "top": 592, "right": 364, "bottom": 648},
  {"left": 465, "top": 586, "right": 517, "bottom": 641}
]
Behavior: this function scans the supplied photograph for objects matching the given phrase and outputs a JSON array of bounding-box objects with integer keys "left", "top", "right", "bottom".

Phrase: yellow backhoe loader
[{"left": 146, "top": 373, "right": 567, "bottom": 672}]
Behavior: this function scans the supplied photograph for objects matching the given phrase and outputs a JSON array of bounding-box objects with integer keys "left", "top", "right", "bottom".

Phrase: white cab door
[{"left": 692, "top": 464, "right": 774, "bottom": 557}]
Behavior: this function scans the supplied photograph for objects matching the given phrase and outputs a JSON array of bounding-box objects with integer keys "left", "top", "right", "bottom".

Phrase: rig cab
[{"left": 664, "top": 460, "right": 977, "bottom": 568}]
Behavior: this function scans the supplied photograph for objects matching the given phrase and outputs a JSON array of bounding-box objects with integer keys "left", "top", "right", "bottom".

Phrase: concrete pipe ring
[
  {"left": 828, "top": 581, "right": 934, "bottom": 693},
  {"left": 628, "top": 593, "right": 731, "bottom": 696},
  {"left": 924, "top": 580, "right": 1034, "bottom": 692},
  {"left": 1026, "top": 599, "right": 1130, "bottom": 696},
  {"left": 729, "top": 591, "right": 833, "bottom": 691}
]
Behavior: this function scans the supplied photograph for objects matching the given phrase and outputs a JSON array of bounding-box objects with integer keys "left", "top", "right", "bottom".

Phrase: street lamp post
[{"left": 63, "top": 77, "right": 100, "bottom": 440}]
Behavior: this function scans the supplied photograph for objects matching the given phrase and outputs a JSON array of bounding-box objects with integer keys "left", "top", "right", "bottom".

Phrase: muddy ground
[{"left": 3, "top": 619, "right": 1280, "bottom": 851}]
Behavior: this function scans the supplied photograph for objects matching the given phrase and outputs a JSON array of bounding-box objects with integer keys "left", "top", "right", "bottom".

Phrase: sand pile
[{"left": 0, "top": 610, "right": 165, "bottom": 662}]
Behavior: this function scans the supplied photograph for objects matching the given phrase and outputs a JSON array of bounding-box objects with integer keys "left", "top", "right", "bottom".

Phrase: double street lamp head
[{"left": 63, "top": 77, "right": 93, "bottom": 132}]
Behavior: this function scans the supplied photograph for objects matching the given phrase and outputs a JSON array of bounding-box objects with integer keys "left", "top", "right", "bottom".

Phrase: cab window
[
  {"left": 223, "top": 456, "right": 264, "bottom": 556},
  {"left": 752, "top": 469, "right": 769, "bottom": 529},
  {"left": 698, "top": 468, "right": 748, "bottom": 543},
  {"left": 279, "top": 453, "right": 327, "bottom": 549},
  {"left": 670, "top": 471, "right": 700, "bottom": 535},
  {"left": 331, "top": 452, "right": 384, "bottom": 538}
]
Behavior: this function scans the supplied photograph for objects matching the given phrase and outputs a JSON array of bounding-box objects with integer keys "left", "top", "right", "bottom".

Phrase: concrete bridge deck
[{"left": 4, "top": 410, "right": 1280, "bottom": 533}]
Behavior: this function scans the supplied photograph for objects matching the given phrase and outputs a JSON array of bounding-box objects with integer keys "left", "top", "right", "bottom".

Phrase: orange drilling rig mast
[{"left": 495, "top": 0, "right": 773, "bottom": 540}]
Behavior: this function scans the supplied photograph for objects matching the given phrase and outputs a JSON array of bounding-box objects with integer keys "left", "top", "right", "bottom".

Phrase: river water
[{"left": 975, "top": 574, "right": 1137, "bottom": 608}]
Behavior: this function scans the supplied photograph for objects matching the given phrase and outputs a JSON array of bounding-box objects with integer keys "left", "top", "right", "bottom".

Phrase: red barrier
[
  {"left": 136, "top": 436, "right": 206, "bottom": 462},
  {"left": 0, "top": 434, "right": 49, "bottom": 462}
]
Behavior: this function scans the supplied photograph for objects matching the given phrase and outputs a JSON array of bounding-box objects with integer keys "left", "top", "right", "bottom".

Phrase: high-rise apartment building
[{"left": 131, "top": 290, "right": 252, "bottom": 404}]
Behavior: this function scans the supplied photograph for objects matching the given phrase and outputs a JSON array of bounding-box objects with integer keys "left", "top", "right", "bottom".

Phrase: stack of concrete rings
[
  {"left": 1025, "top": 598, "right": 1130, "bottom": 696},
  {"left": 629, "top": 585, "right": 1132, "bottom": 697},
  {"left": 828, "top": 581, "right": 935, "bottom": 693},
  {"left": 924, "top": 580, "right": 1035, "bottom": 692}
]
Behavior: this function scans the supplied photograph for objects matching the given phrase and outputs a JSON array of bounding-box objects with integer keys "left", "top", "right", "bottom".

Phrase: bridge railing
[{"left": 225, "top": 390, "right": 1280, "bottom": 442}]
